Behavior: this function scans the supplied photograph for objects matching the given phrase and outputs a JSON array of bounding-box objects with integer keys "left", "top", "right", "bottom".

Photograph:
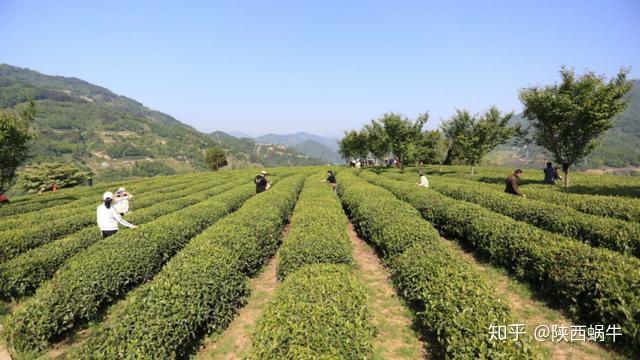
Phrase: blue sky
[{"left": 1, "top": 0, "right": 638, "bottom": 137}]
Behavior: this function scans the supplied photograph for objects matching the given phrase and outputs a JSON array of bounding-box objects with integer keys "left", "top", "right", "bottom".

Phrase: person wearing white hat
[
  {"left": 97, "top": 191, "right": 137, "bottom": 238},
  {"left": 114, "top": 186, "right": 133, "bottom": 216},
  {"left": 254, "top": 170, "right": 271, "bottom": 193}
]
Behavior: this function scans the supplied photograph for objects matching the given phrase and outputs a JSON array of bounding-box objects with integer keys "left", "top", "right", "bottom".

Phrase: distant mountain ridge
[
  {"left": 253, "top": 132, "right": 341, "bottom": 163},
  {"left": 0, "top": 64, "right": 324, "bottom": 179}
]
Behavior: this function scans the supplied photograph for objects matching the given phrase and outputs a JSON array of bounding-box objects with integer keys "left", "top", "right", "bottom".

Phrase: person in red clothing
[
  {"left": 0, "top": 193, "right": 9, "bottom": 203},
  {"left": 51, "top": 183, "right": 58, "bottom": 192}
]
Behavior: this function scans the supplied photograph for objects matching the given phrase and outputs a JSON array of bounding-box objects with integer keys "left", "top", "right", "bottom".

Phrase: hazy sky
[{"left": 1, "top": 0, "right": 639, "bottom": 137}]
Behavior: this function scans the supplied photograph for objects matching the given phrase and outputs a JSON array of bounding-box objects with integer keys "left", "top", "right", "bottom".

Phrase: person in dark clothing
[
  {"left": 505, "top": 169, "right": 525, "bottom": 197},
  {"left": 323, "top": 170, "right": 337, "bottom": 193},
  {"left": 255, "top": 170, "right": 270, "bottom": 193},
  {"left": 543, "top": 162, "right": 556, "bottom": 185}
]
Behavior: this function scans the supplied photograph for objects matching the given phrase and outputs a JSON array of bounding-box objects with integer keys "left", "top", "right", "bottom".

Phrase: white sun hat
[{"left": 103, "top": 191, "right": 114, "bottom": 200}]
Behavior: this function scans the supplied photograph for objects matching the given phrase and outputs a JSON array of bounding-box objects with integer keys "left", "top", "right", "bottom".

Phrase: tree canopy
[
  {"left": 338, "top": 130, "right": 368, "bottom": 162},
  {"left": 454, "top": 107, "right": 516, "bottom": 174},
  {"left": 519, "top": 67, "right": 632, "bottom": 186},
  {"left": 380, "top": 112, "right": 427, "bottom": 171},
  {"left": 18, "top": 162, "right": 86, "bottom": 193},
  {"left": 362, "top": 120, "right": 389, "bottom": 163},
  {"left": 0, "top": 101, "right": 36, "bottom": 194},
  {"left": 204, "top": 146, "right": 228, "bottom": 171}
]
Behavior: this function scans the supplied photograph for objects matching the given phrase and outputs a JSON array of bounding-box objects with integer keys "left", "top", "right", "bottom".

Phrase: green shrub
[
  {"left": 250, "top": 173, "right": 374, "bottom": 358},
  {"left": 0, "top": 174, "right": 195, "bottom": 231},
  {"left": 17, "top": 162, "right": 87, "bottom": 193},
  {"left": 277, "top": 175, "right": 354, "bottom": 279},
  {"left": 0, "top": 174, "right": 199, "bottom": 261},
  {"left": 389, "top": 170, "right": 640, "bottom": 223},
  {"left": 3, "top": 181, "right": 256, "bottom": 355},
  {"left": 0, "top": 176, "right": 244, "bottom": 299},
  {"left": 362, "top": 172, "right": 640, "bottom": 354},
  {"left": 423, "top": 177, "right": 640, "bottom": 257},
  {"left": 72, "top": 175, "right": 305, "bottom": 358},
  {"left": 0, "top": 171, "right": 200, "bottom": 222},
  {"left": 339, "top": 171, "right": 534, "bottom": 358},
  {"left": 250, "top": 264, "right": 375, "bottom": 360}
]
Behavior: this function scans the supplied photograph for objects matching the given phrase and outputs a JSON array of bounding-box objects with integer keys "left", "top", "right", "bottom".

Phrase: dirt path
[
  {"left": 195, "top": 225, "right": 289, "bottom": 360},
  {"left": 348, "top": 223, "right": 426, "bottom": 360},
  {"left": 0, "top": 344, "right": 9, "bottom": 360},
  {"left": 0, "top": 300, "right": 16, "bottom": 359},
  {"left": 439, "top": 237, "right": 624, "bottom": 360}
]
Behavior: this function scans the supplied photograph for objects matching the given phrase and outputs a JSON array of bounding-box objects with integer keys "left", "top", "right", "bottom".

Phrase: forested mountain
[
  {"left": 292, "top": 139, "right": 342, "bottom": 163},
  {"left": 487, "top": 80, "right": 640, "bottom": 169},
  {"left": 208, "top": 131, "right": 325, "bottom": 167},
  {"left": 0, "top": 64, "right": 323, "bottom": 180},
  {"left": 254, "top": 132, "right": 341, "bottom": 163}
]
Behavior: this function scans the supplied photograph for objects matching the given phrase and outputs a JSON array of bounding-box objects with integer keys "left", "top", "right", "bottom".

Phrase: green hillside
[
  {"left": 292, "top": 139, "right": 342, "bottom": 164},
  {"left": 0, "top": 64, "right": 323, "bottom": 179},
  {"left": 487, "top": 80, "right": 640, "bottom": 169},
  {"left": 208, "top": 131, "right": 324, "bottom": 167},
  {"left": 254, "top": 132, "right": 341, "bottom": 163}
]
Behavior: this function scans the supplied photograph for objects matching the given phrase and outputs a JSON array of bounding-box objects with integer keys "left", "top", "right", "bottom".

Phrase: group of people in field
[
  {"left": 92, "top": 162, "right": 558, "bottom": 239},
  {"left": 505, "top": 162, "right": 563, "bottom": 197},
  {"left": 94, "top": 169, "right": 338, "bottom": 238},
  {"left": 96, "top": 187, "right": 136, "bottom": 238}
]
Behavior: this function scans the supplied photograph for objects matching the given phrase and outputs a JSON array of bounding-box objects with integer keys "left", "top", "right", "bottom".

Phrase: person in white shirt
[
  {"left": 416, "top": 173, "right": 429, "bottom": 188},
  {"left": 114, "top": 187, "right": 133, "bottom": 216},
  {"left": 97, "top": 191, "right": 137, "bottom": 238}
]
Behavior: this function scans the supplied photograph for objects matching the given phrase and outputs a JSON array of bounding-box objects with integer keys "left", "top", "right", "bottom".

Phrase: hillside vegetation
[{"left": 0, "top": 64, "right": 323, "bottom": 180}]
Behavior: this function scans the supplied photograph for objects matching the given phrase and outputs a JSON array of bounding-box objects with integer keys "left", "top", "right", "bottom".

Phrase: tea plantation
[{"left": 0, "top": 166, "right": 638, "bottom": 359}]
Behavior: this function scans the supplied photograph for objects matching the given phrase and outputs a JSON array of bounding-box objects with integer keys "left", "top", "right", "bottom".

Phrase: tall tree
[
  {"left": 338, "top": 130, "right": 368, "bottom": 163},
  {"left": 434, "top": 135, "right": 450, "bottom": 172},
  {"left": 0, "top": 101, "right": 36, "bottom": 194},
  {"left": 409, "top": 130, "right": 446, "bottom": 165},
  {"left": 380, "top": 112, "right": 428, "bottom": 172},
  {"left": 204, "top": 146, "right": 228, "bottom": 171},
  {"left": 454, "top": 107, "right": 516, "bottom": 174},
  {"left": 519, "top": 67, "right": 632, "bottom": 187},
  {"left": 440, "top": 109, "right": 473, "bottom": 165},
  {"left": 362, "top": 120, "right": 389, "bottom": 165}
]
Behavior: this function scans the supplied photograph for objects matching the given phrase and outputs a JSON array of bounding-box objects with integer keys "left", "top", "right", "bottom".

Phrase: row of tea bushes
[
  {"left": 386, "top": 169, "right": 640, "bottom": 223},
  {"left": 0, "top": 176, "right": 247, "bottom": 299},
  {"left": 422, "top": 176, "right": 640, "bottom": 257},
  {"left": 0, "top": 174, "right": 199, "bottom": 231},
  {"left": 0, "top": 172, "right": 198, "bottom": 219},
  {"left": 339, "top": 171, "right": 535, "bottom": 359},
  {"left": 362, "top": 172, "right": 640, "bottom": 354},
  {"left": 277, "top": 174, "right": 354, "bottom": 279},
  {"left": 72, "top": 175, "right": 305, "bottom": 359},
  {"left": 250, "top": 175, "right": 374, "bottom": 359},
  {"left": 0, "top": 175, "right": 206, "bottom": 261},
  {"left": 3, "top": 179, "right": 259, "bottom": 355}
]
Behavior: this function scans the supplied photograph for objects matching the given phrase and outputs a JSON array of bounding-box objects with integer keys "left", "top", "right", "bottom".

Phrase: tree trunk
[
  {"left": 562, "top": 163, "right": 570, "bottom": 188},
  {"left": 444, "top": 149, "right": 453, "bottom": 165},
  {"left": 470, "top": 165, "right": 475, "bottom": 175}
]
